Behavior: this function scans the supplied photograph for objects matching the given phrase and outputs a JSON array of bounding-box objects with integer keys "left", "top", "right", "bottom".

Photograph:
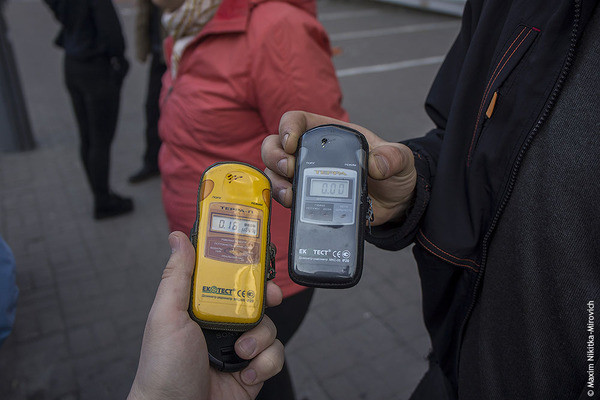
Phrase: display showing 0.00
[{"left": 309, "top": 178, "right": 350, "bottom": 198}]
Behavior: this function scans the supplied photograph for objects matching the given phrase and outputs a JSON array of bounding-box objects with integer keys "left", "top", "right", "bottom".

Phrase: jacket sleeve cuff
[{"left": 366, "top": 148, "right": 431, "bottom": 251}]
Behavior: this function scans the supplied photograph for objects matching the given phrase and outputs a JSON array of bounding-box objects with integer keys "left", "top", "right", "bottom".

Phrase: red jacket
[{"left": 159, "top": 0, "right": 348, "bottom": 297}]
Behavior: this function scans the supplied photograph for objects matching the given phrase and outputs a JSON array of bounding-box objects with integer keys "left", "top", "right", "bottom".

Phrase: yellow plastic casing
[{"left": 189, "top": 162, "right": 272, "bottom": 331}]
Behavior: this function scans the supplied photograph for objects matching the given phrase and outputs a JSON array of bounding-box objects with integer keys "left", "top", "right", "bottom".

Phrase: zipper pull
[
  {"left": 486, "top": 91, "right": 498, "bottom": 119},
  {"left": 161, "top": 85, "right": 174, "bottom": 108}
]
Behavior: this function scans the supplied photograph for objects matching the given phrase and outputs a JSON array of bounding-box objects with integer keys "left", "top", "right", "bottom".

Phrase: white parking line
[
  {"left": 336, "top": 55, "right": 445, "bottom": 77},
  {"left": 318, "top": 9, "right": 382, "bottom": 21},
  {"left": 379, "top": 0, "right": 465, "bottom": 17},
  {"left": 330, "top": 21, "right": 459, "bottom": 41},
  {"left": 119, "top": 7, "right": 136, "bottom": 16}
]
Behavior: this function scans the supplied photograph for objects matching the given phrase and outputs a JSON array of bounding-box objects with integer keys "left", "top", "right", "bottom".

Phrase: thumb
[
  {"left": 368, "top": 143, "right": 414, "bottom": 180},
  {"left": 153, "top": 231, "right": 197, "bottom": 313}
]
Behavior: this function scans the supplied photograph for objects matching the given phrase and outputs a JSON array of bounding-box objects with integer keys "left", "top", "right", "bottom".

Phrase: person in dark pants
[
  {"left": 153, "top": 0, "right": 348, "bottom": 397},
  {"left": 129, "top": 0, "right": 166, "bottom": 183},
  {"left": 261, "top": 287, "right": 314, "bottom": 400},
  {"left": 44, "top": 0, "right": 133, "bottom": 219}
]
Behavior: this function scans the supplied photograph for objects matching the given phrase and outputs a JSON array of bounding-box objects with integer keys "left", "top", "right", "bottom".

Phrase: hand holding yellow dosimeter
[{"left": 189, "top": 162, "right": 275, "bottom": 371}]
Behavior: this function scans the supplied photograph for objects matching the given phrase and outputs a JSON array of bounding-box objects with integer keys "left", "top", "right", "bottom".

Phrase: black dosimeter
[{"left": 289, "top": 124, "right": 370, "bottom": 288}]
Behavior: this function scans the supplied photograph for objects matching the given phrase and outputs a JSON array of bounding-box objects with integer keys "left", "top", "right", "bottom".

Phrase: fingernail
[
  {"left": 374, "top": 154, "right": 389, "bottom": 176},
  {"left": 242, "top": 368, "right": 257, "bottom": 385},
  {"left": 168, "top": 233, "right": 180, "bottom": 254},
  {"left": 237, "top": 337, "right": 257, "bottom": 358},
  {"left": 278, "top": 188, "right": 287, "bottom": 203},
  {"left": 282, "top": 134, "right": 289, "bottom": 149},
  {"left": 277, "top": 158, "right": 288, "bottom": 176}
]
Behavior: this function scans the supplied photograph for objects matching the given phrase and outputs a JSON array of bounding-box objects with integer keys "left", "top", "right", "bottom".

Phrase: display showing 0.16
[{"left": 211, "top": 215, "right": 259, "bottom": 237}]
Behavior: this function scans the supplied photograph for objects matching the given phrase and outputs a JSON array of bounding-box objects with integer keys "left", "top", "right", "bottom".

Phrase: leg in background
[
  {"left": 64, "top": 56, "right": 133, "bottom": 219},
  {"left": 129, "top": 52, "right": 165, "bottom": 183},
  {"left": 258, "top": 288, "right": 316, "bottom": 400}
]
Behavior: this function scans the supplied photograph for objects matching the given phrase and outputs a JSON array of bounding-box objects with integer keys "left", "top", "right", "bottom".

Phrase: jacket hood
[
  {"left": 208, "top": 0, "right": 316, "bottom": 34},
  {"left": 248, "top": 0, "right": 316, "bottom": 16},
  {"left": 163, "top": 0, "right": 316, "bottom": 58}
]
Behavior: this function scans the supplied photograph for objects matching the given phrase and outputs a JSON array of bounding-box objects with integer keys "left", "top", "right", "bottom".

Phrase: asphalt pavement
[{"left": 0, "top": 1, "right": 460, "bottom": 399}]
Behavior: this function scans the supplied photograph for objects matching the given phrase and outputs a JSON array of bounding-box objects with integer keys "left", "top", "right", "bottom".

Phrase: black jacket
[
  {"left": 44, "top": 0, "right": 125, "bottom": 60},
  {"left": 367, "top": 0, "right": 599, "bottom": 397}
]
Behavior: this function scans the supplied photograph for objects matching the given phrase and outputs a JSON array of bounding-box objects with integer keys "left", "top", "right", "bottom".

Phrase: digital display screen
[
  {"left": 211, "top": 215, "right": 259, "bottom": 237},
  {"left": 309, "top": 178, "right": 350, "bottom": 198}
]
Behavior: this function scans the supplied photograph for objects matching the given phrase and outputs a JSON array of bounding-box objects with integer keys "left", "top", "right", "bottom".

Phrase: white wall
[{"left": 375, "top": 0, "right": 466, "bottom": 17}]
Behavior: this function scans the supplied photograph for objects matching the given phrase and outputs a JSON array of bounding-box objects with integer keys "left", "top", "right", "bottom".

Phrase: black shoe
[
  {"left": 94, "top": 193, "right": 134, "bottom": 220},
  {"left": 128, "top": 165, "right": 160, "bottom": 183}
]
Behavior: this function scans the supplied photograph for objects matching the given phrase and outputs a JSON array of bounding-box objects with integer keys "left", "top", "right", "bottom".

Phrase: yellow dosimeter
[{"left": 189, "top": 162, "right": 275, "bottom": 332}]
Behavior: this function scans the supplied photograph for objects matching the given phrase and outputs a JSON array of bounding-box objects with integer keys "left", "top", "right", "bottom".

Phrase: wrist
[
  {"left": 127, "top": 380, "right": 150, "bottom": 400},
  {"left": 389, "top": 192, "right": 417, "bottom": 225},
  {"left": 371, "top": 190, "right": 416, "bottom": 227}
]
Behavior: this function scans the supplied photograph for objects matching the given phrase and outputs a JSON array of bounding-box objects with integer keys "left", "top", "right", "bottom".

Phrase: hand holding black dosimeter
[
  {"left": 189, "top": 162, "right": 276, "bottom": 372},
  {"left": 289, "top": 124, "right": 370, "bottom": 288}
]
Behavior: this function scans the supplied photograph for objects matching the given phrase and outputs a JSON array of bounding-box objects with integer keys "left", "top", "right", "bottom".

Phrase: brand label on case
[{"left": 297, "top": 247, "right": 352, "bottom": 264}]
